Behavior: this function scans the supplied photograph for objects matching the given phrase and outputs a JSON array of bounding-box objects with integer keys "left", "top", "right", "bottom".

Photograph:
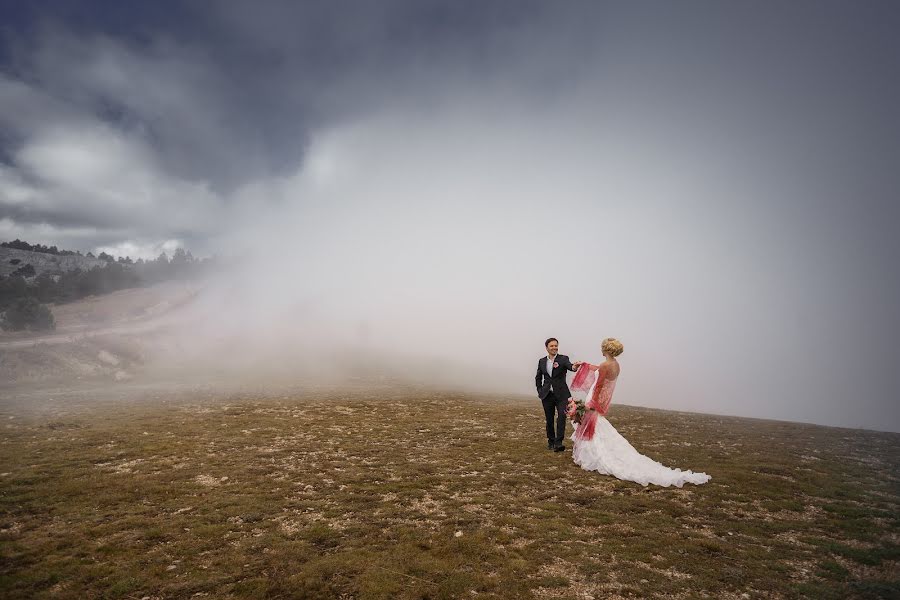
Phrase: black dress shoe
[
  {"left": 554, "top": 444, "right": 566, "bottom": 452},
  {"left": 547, "top": 441, "right": 555, "bottom": 450}
]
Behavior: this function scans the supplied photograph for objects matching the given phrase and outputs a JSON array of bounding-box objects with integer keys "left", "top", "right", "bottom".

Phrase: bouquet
[{"left": 566, "top": 397, "right": 586, "bottom": 424}]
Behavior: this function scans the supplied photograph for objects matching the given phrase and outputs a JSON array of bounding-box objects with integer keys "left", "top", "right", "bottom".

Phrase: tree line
[{"left": 1, "top": 239, "right": 80, "bottom": 256}]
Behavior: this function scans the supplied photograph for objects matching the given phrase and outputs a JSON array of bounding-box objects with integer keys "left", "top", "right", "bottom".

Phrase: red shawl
[{"left": 572, "top": 363, "right": 615, "bottom": 441}]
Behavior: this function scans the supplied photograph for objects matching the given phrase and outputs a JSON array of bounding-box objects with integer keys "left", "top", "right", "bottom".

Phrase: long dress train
[{"left": 571, "top": 365, "right": 710, "bottom": 488}]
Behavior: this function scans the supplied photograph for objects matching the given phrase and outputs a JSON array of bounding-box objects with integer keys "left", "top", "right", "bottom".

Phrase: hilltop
[{"left": 0, "top": 382, "right": 897, "bottom": 599}]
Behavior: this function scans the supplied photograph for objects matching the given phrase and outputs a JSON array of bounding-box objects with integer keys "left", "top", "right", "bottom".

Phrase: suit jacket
[{"left": 535, "top": 354, "right": 576, "bottom": 401}]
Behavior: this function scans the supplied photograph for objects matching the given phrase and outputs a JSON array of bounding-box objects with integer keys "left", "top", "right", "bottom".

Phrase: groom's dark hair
[{"left": 545, "top": 337, "right": 558, "bottom": 348}]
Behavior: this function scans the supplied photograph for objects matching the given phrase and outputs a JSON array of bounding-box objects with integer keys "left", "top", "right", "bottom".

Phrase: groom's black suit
[{"left": 535, "top": 354, "right": 576, "bottom": 447}]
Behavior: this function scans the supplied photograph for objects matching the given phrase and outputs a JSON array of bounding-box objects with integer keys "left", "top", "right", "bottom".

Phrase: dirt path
[{"left": 0, "top": 314, "right": 175, "bottom": 349}]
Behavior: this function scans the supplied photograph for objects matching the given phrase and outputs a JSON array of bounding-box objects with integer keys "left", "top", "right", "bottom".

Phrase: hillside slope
[
  {"left": 0, "top": 281, "right": 200, "bottom": 385},
  {"left": 0, "top": 246, "right": 108, "bottom": 278}
]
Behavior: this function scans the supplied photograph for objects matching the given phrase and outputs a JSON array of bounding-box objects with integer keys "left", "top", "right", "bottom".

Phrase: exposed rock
[{"left": 0, "top": 247, "right": 109, "bottom": 279}]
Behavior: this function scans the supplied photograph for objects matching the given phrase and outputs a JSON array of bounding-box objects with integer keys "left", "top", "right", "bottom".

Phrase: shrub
[
  {"left": 10, "top": 264, "right": 36, "bottom": 278},
  {"left": 0, "top": 297, "right": 56, "bottom": 331}
]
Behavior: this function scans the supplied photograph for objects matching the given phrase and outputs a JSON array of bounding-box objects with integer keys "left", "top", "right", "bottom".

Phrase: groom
[{"left": 535, "top": 338, "right": 577, "bottom": 452}]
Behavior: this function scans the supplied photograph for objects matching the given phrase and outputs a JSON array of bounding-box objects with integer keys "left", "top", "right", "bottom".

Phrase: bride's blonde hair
[{"left": 602, "top": 338, "right": 624, "bottom": 357}]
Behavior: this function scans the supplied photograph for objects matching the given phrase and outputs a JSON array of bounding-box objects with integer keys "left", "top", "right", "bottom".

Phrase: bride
[{"left": 571, "top": 338, "right": 710, "bottom": 487}]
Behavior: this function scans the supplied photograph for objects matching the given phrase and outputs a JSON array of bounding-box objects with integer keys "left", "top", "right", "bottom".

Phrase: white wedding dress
[{"left": 571, "top": 369, "right": 711, "bottom": 488}]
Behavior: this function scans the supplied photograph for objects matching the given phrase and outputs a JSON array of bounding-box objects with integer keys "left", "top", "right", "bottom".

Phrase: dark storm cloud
[
  {"left": 0, "top": 0, "right": 594, "bottom": 254},
  {"left": 0, "top": 0, "right": 563, "bottom": 189}
]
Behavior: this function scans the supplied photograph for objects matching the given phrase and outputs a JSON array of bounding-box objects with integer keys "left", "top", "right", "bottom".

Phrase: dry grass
[{"left": 1, "top": 384, "right": 898, "bottom": 599}]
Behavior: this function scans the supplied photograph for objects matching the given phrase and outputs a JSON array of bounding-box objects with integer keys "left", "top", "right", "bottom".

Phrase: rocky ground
[{"left": 1, "top": 382, "right": 897, "bottom": 599}]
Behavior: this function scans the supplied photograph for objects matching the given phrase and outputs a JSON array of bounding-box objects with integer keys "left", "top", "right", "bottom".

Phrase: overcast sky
[{"left": 1, "top": 1, "right": 898, "bottom": 431}]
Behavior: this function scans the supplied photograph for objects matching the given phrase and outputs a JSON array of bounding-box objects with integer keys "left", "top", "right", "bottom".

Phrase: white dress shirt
[{"left": 546, "top": 355, "right": 555, "bottom": 376}]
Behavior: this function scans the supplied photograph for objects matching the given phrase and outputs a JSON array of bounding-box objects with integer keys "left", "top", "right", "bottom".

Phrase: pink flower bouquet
[{"left": 566, "top": 397, "right": 586, "bottom": 424}]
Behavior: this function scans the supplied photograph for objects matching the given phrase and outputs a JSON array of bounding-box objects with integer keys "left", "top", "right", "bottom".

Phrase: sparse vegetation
[
  {"left": 0, "top": 296, "right": 55, "bottom": 332},
  {"left": 9, "top": 264, "right": 36, "bottom": 278},
  {"left": 0, "top": 388, "right": 897, "bottom": 599}
]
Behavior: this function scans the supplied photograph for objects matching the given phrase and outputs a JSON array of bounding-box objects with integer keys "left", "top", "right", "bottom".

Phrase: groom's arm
[
  {"left": 535, "top": 363, "right": 544, "bottom": 395},
  {"left": 561, "top": 355, "right": 578, "bottom": 372}
]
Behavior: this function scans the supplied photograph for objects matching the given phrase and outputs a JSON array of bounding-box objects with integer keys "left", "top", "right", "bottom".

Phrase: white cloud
[
  {"left": 0, "top": 217, "right": 101, "bottom": 244},
  {"left": 94, "top": 239, "right": 182, "bottom": 261},
  {"left": 0, "top": 167, "right": 42, "bottom": 205},
  {"left": 1, "top": 81, "right": 222, "bottom": 244}
]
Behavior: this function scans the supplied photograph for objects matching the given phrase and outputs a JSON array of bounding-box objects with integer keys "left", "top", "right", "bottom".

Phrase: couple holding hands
[{"left": 535, "top": 337, "right": 710, "bottom": 487}]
